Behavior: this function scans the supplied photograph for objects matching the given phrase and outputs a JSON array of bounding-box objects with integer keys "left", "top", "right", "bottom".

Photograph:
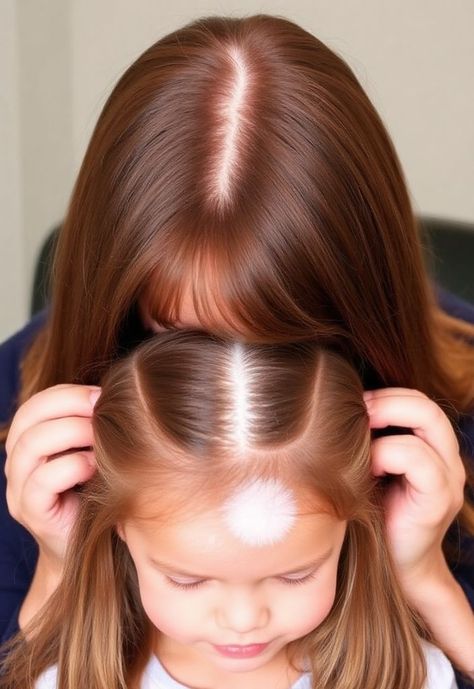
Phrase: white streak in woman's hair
[
  {"left": 222, "top": 478, "right": 297, "bottom": 547},
  {"left": 213, "top": 46, "right": 248, "bottom": 205},
  {"left": 230, "top": 342, "right": 250, "bottom": 451}
]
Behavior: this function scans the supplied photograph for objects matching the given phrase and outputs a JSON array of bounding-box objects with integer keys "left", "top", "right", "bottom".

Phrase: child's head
[
  {"left": 91, "top": 332, "right": 369, "bottom": 676},
  {"left": 52, "top": 331, "right": 422, "bottom": 688},
  {"left": 32, "top": 14, "right": 438, "bottom": 398}
]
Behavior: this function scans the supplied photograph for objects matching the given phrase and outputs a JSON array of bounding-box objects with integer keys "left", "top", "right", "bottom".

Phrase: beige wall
[
  {"left": 1, "top": 1, "right": 25, "bottom": 341},
  {"left": 1, "top": 0, "right": 473, "bottom": 339}
]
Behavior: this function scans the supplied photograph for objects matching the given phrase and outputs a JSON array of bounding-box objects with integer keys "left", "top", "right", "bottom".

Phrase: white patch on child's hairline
[{"left": 222, "top": 478, "right": 297, "bottom": 547}]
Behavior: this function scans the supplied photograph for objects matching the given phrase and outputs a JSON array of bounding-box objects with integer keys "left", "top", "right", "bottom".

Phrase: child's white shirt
[{"left": 35, "top": 640, "right": 458, "bottom": 688}]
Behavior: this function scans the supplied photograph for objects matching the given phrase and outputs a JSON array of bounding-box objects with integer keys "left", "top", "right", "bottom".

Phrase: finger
[
  {"left": 364, "top": 388, "right": 428, "bottom": 401},
  {"left": 364, "top": 394, "right": 459, "bottom": 469},
  {"left": 6, "top": 417, "right": 94, "bottom": 485},
  {"left": 6, "top": 451, "right": 96, "bottom": 523},
  {"left": 5, "top": 384, "right": 100, "bottom": 460},
  {"left": 364, "top": 387, "right": 427, "bottom": 398},
  {"left": 370, "top": 435, "right": 450, "bottom": 496},
  {"left": 23, "top": 452, "right": 97, "bottom": 512}
]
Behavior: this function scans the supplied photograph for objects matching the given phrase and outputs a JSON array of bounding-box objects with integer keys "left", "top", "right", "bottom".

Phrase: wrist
[
  {"left": 401, "top": 559, "right": 474, "bottom": 677},
  {"left": 398, "top": 552, "right": 455, "bottom": 606},
  {"left": 34, "top": 529, "right": 68, "bottom": 574},
  {"left": 18, "top": 550, "right": 63, "bottom": 632},
  {"left": 36, "top": 549, "right": 64, "bottom": 588}
]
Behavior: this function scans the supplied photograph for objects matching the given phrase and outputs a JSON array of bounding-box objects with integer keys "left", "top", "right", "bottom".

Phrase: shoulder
[
  {"left": 34, "top": 664, "right": 57, "bottom": 689},
  {"left": 290, "top": 672, "right": 312, "bottom": 688},
  {"left": 422, "top": 640, "right": 458, "bottom": 689},
  {"left": 285, "top": 642, "right": 457, "bottom": 689},
  {"left": 0, "top": 310, "right": 46, "bottom": 359},
  {"left": 436, "top": 287, "right": 474, "bottom": 326},
  {"left": 435, "top": 288, "right": 474, "bottom": 457},
  {"left": 0, "top": 310, "right": 47, "bottom": 424}
]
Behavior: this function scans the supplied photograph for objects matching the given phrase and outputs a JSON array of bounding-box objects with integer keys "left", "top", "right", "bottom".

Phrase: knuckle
[
  {"left": 454, "top": 493, "right": 465, "bottom": 514},
  {"left": 429, "top": 471, "right": 447, "bottom": 494},
  {"left": 406, "top": 434, "right": 427, "bottom": 451},
  {"left": 5, "top": 423, "right": 20, "bottom": 456},
  {"left": 5, "top": 488, "right": 20, "bottom": 522},
  {"left": 457, "top": 462, "right": 467, "bottom": 485},
  {"left": 446, "top": 480, "right": 465, "bottom": 515},
  {"left": 429, "top": 403, "right": 446, "bottom": 425},
  {"left": 27, "top": 463, "right": 50, "bottom": 492},
  {"left": 26, "top": 389, "right": 46, "bottom": 407},
  {"left": 4, "top": 436, "right": 12, "bottom": 457},
  {"left": 13, "top": 431, "right": 35, "bottom": 458}
]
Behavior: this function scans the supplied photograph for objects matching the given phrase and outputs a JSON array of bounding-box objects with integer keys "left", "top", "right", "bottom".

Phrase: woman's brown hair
[
  {"left": 0, "top": 332, "right": 430, "bottom": 689},
  {"left": 4, "top": 16, "right": 474, "bottom": 550}
]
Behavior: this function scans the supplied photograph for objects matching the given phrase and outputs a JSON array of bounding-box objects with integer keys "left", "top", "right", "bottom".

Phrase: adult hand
[
  {"left": 5, "top": 384, "right": 99, "bottom": 568},
  {"left": 364, "top": 388, "right": 466, "bottom": 591},
  {"left": 365, "top": 388, "right": 474, "bottom": 676}
]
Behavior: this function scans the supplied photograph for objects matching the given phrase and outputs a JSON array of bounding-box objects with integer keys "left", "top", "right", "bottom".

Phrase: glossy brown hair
[
  {"left": 0, "top": 332, "right": 429, "bottom": 689},
  {"left": 6, "top": 16, "right": 474, "bottom": 547}
]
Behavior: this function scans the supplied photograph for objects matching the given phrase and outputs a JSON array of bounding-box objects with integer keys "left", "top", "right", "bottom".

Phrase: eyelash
[
  {"left": 282, "top": 571, "right": 317, "bottom": 586},
  {"left": 167, "top": 578, "right": 206, "bottom": 590},
  {"left": 166, "top": 571, "right": 317, "bottom": 590}
]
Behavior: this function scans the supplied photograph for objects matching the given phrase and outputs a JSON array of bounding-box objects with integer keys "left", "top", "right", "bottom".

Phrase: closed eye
[
  {"left": 166, "top": 577, "right": 207, "bottom": 590},
  {"left": 278, "top": 571, "right": 318, "bottom": 585},
  {"left": 165, "top": 572, "right": 318, "bottom": 590}
]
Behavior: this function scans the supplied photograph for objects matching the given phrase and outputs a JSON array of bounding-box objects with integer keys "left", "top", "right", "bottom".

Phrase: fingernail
[{"left": 90, "top": 390, "right": 101, "bottom": 407}]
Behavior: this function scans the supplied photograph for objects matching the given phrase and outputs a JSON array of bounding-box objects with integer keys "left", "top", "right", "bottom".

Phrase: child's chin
[{"left": 211, "top": 654, "right": 269, "bottom": 673}]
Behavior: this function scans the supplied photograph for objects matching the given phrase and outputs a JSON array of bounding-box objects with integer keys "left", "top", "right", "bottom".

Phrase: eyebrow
[{"left": 148, "top": 547, "right": 334, "bottom": 579}]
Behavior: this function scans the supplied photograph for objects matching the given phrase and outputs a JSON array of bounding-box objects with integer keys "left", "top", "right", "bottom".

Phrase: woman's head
[{"left": 40, "top": 13, "right": 438, "bottom": 392}]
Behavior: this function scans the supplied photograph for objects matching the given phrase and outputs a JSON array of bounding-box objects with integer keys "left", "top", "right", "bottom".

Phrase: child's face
[{"left": 118, "top": 499, "right": 346, "bottom": 680}]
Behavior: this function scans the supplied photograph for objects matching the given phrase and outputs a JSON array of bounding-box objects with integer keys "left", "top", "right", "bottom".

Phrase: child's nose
[{"left": 216, "top": 589, "right": 270, "bottom": 634}]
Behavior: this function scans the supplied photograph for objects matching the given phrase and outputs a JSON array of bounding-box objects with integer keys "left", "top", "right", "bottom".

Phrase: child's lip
[{"left": 212, "top": 642, "right": 269, "bottom": 658}]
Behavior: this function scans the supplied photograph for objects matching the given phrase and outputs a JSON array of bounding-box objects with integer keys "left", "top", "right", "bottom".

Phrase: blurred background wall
[{"left": 1, "top": 0, "right": 473, "bottom": 340}]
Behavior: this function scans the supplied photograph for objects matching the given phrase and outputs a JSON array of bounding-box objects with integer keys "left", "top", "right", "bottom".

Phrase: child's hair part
[{"left": 92, "top": 332, "right": 372, "bottom": 527}]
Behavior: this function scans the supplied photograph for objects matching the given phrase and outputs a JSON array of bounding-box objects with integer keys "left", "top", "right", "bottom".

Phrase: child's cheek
[
  {"left": 282, "top": 570, "right": 339, "bottom": 641},
  {"left": 136, "top": 572, "right": 201, "bottom": 642}
]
